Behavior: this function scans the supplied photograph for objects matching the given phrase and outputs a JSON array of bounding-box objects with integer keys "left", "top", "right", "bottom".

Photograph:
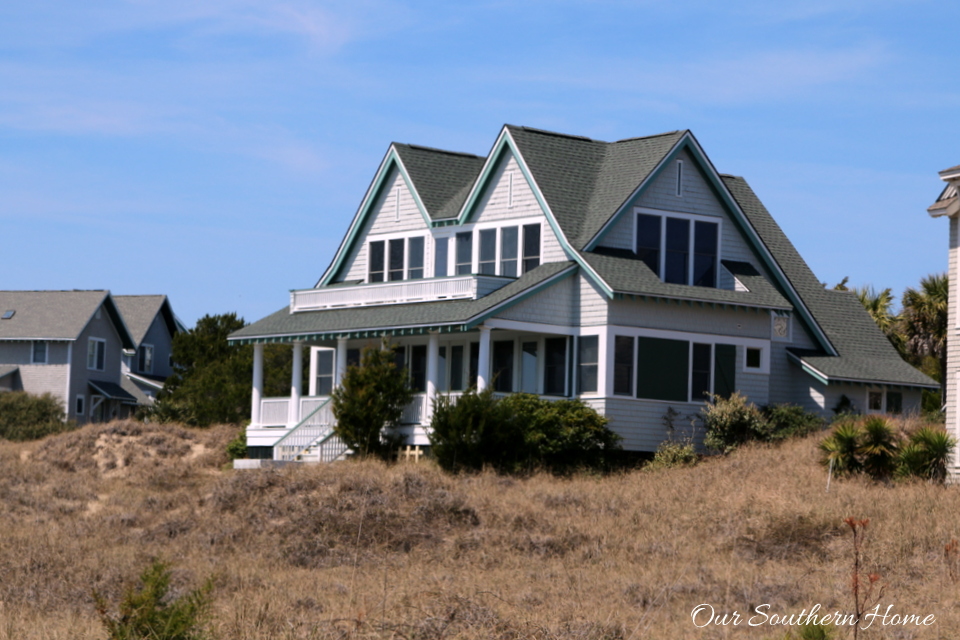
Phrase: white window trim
[
  {"left": 743, "top": 346, "right": 768, "bottom": 374},
  {"left": 367, "top": 235, "right": 427, "bottom": 283},
  {"left": 633, "top": 207, "right": 722, "bottom": 287},
  {"left": 139, "top": 343, "right": 154, "bottom": 374},
  {"left": 87, "top": 337, "right": 106, "bottom": 371},
  {"left": 31, "top": 340, "right": 48, "bottom": 364},
  {"left": 864, "top": 388, "right": 903, "bottom": 414}
]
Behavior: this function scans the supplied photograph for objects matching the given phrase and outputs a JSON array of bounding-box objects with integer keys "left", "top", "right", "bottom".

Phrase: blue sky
[{"left": 1, "top": 1, "right": 956, "bottom": 327}]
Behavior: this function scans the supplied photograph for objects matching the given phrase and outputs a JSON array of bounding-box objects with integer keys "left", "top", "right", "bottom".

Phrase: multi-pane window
[
  {"left": 32, "top": 341, "right": 48, "bottom": 364},
  {"left": 691, "top": 343, "right": 712, "bottom": 401},
  {"left": 543, "top": 337, "right": 567, "bottom": 395},
  {"left": 636, "top": 212, "right": 719, "bottom": 287},
  {"left": 87, "top": 338, "right": 105, "bottom": 371},
  {"left": 479, "top": 229, "right": 497, "bottom": 275},
  {"left": 867, "top": 389, "right": 901, "bottom": 414},
  {"left": 316, "top": 350, "right": 334, "bottom": 396},
  {"left": 521, "top": 341, "right": 538, "bottom": 393},
  {"left": 613, "top": 336, "right": 634, "bottom": 396},
  {"left": 408, "top": 237, "right": 424, "bottom": 280},
  {"left": 500, "top": 227, "right": 518, "bottom": 277},
  {"left": 434, "top": 237, "right": 449, "bottom": 277},
  {"left": 369, "top": 241, "right": 385, "bottom": 282},
  {"left": 886, "top": 391, "right": 903, "bottom": 414},
  {"left": 577, "top": 336, "right": 598, "bottom": 394},
  {"left": 522, "top": 224, "right": 541, "bottom": 273},
  {"left": 388, "top": 239, "right": 405, "bottom": 281},
  {"left": 456, "top": 232, "right": 473, "bottom": 275},
  {"left": 138, "top": 345, "right": 154, "bottom": 373},
  {"left": 635, "top": 337, "right": 736, "bottom": 402},
  {"left": 492, "top": 340, "right": 514, "bottom": 392}
]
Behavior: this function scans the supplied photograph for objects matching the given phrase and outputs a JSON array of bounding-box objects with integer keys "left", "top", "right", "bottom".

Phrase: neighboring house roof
[
  {"left": 928, "top": 184, "right": 959, "bottom": 217},
  {"left": 121, "top": 375, "right": 155, "bottom": 405},
  {"left": 0, "top": 290, "right": 135, "bottom": 349},
  {"left": 113, "top": 295, "right": 183, "bottom": 346},
  {"left": 393, "top": 144, "right": 486, "bottom": 220},
  {"left": 0, "top": 365, "right": 19, "bottom": 380},
  {"left": 230, "top": 262, "right": 577, "bottom": 343},
  {"left": 88, "top": 380, "right": 139, "bottom": 403}
]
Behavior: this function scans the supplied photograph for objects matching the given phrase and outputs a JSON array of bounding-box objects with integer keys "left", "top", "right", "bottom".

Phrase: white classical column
[
  {"left": 477, "top": 325, "right": 491, "bottom": 391},
  {"left": 251, "top": 342, "right": 264, "bottom": 426},
  {"left": 426, "top": 332, "right": 440, "bottom": 422},
  {"left": 336, "top": 337, "right": 348, "bottom": 387},
  {"left": 289, "top": 342, "right": 303, "bottom": 425}
]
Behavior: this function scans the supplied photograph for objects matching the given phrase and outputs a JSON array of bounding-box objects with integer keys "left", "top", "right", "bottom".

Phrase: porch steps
[{"left": 272, "top": 398, "right": 351, "bottom": 462}]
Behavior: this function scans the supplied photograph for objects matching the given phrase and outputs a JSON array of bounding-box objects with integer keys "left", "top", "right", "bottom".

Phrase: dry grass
[{"left": 1, "top": 418, "right": 958, "bottom": 639}]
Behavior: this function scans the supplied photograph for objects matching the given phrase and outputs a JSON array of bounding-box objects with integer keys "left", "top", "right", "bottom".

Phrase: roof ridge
[
  {"left": 0, "top": 289, "right": 109, "bottom": 293},
  {"left": 613, "top": 130, "right": 684, "bottom": 143},
  {"left": 517, "top": 126, "right": 594, "bottom": 142},
  {"left": 398, "top": 143, "right": 484, "bottom": 159}
]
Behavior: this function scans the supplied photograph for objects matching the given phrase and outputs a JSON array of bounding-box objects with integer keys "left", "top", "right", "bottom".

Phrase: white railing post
[
  {"left": 251, "top": 343, "right": 264, "bottom": 426},
  {"left": 289, "top": 342, "right": 303, "bottom": 425},
  {"left": 477, "top": 325, "right": 491, "bottom": 391},
  {"left": 336, "top": 337, "right": 348, "bottom": 387}
]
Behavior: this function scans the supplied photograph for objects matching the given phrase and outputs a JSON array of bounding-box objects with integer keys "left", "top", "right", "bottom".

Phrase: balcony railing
[{"left": 290, "top": 274, "right": 512, "bottom": 312}]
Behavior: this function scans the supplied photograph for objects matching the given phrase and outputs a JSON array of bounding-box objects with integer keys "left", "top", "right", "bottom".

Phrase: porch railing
[
  {"left": 273, "top": 399, "right": 335, "bottom": 461},
  {"left": 260, "top": 398, "right": 290, "bottom": 426}
]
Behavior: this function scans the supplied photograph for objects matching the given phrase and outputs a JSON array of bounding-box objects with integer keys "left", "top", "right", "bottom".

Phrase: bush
[
  {"left": 94, "top": 558, "right": 213, "bottom": 640},
  {"left": 702, "top": 392, "right": 769, "bottom": 453},
  {"left": 331, "top": 340, "right": 412, "bottom": 459},
  {"left": 896, "top": 426, "right": 956, "bottom": 482},
  {"left": 0, "top": 391, "right": 72, "bottom": 441},
  {"left": 763, "top": 403, "right": 825, "bottom": 440},
  {"left": 225, "top": 428, "right": 247, "bottom": 460},
  {"left": 646, "top": 439, "right": 698, "bottom": 470},
  {"left": 429, "top": 390, "right": 621, "bottom": 474}
]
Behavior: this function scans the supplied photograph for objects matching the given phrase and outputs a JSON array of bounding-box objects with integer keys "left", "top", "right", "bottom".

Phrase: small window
[
  {"left": 455, "top": 232, "right": 473, "bottom": 275},
  {"left": 316, "top": 350, "right": 334, "bottom": 396},
  {"left": 614, "top": 336, "right": 634, "bottom": 396},
  {"left": 388, "top": 238, "right": 405, "bottom": 281},
  {"left": 500, "top": 226, "right": 518, "bottom": 277},
  {"left": 87, "top": 338, "right": 105, "bottom": 371},
  {"left": 346, "top": 348, "right": 361, "bottom": 368},
  {"left": 578, "top": 335, "right": 599, "bottom": 394},
  {"left": 434, "top": 237, "right": 449, "bottom": 278},
  {"left": 886, "top": 391, "right": 903, "bottom": 415},
  {"left": 408, "top": 237, "right": 424, "bottom": 280},
  {"left": 369, "top": 241, "right": 385, "bottom": 282},
  {"left": 32, "top": 341, "right": 48, "bottom": 364},
  {"left": 138, "top": 345, "right": 154, "bottom": 373},
  {"left": 522, "top": 224, "right": 541, "bottom": 273},
  {"left": 745, "top": 347, "right": 762, "bottom": 370},
  {"left": 868, "top": 391, "right": 883, "bottom": 412},
  {"left": 76, "top": 395, "right": 85, "bottom": 416},
  {"left": 479, "top": 229, "right": 497, "bottom": 275}
]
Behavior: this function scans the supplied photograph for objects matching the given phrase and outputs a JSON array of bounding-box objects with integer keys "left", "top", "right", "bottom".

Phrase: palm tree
[
  {"left": 855, "top": 286, "right": 902, "bottom": 353},
  {"left": 901, "top": 273, "right": 948, "bottom": 399}
]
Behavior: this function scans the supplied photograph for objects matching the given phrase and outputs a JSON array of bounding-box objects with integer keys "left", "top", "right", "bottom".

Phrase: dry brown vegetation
[{"left": 1, "top": 419, "right": 958, "bottom": 639}]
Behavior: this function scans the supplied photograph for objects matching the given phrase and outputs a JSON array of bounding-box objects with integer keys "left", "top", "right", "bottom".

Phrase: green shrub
[
  {"left": 331, "top": 340, "right": 412, "bottom": 459},
  {"left": 0, "top": 391, "right": 72, "bottom": 441},
  {"left": 763, "top": 403, "right": 825, "bottom": 440},
  {"left": 646, "top": 439, "right": 698, "bottom": 470},
  {"left": 702, "top": 392, "right": 769, "bottom": 453},
  {"left": 896, "top": 426, "right": 956, "bottom": 482},
  {"left": 819, "top": 420, "right": 863, "bottom": 476},
  {"left": 94, "top": 559, "right": 212, "bottom": 640},
  {"left": 858, "top": 416, "right": 898, "bottom": 479},
  {"left": 429, "top": 390, "right": 621, "bottom": 474},
  {"left": 225, "top": 428, "right": 247, "bottom": 460}
]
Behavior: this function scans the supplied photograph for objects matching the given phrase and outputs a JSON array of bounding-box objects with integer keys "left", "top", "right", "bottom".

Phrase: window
[
  {"left": 456, "top": 232, "right": 473, "bottom": 275},
  {"left": 636, "top": 337, "right": 735, "bottom": 402},
  {"left": 867, "top": 389, "right": 902, "bottom": 414},
  {"left": 449, "top": 345, "right": 465, "bottom": 391},
  {"left": 1, "top": 310, "right": 14, "bottom": 320},
  {"left": 500, "top": 226, "right": 518, "bottom": 277},
  {"left": 468, "top": 342, "right": 479, "bottom": 388},
  {"left": 614, "top": 336, "right": 634, "bottom": 396},
  {"left": 87, "top": 338, "right": 105, "bottom": 371},
  {"left": 434, "top": 237, "right": 449, "bottom": 277},
  {"left": 316, "top": 350, "right": 334, "bottom": 396},
  {"left": 745, "top": 347, "right": 762, "bottom": 370},
  {"left": 409, "top": 345, "right": 427, "bottom": 392},
  {"left": 408, "top": 237, "right": 424, "bottom": 280},
  {"left": 578, "top": 336, "right": 599, "bottom": 394},
  {"left": 369, "top": 241, "right": 385, "bottom": 282},
  {"left": 492, "top": 340, "right": 514, "bottom": 392},
  {"left": 479, "top": 229, "right": 497, "bottom": 275},
  {"left": 636, "top": 212, "right": 719, "bottom": 287},
  {"left": 76, "top": 395, "right": 85, "bottom": 416},
  {"left": 32, "top": 341, "right": 48, "bottom": 364},
  {"left": 138, "top": 345, "right": 154, "bottom": 373},
  {"left": 543, "top": 337, "right": 567, "bottom": 395},
  {"left": 868, "top": 391, "right": 883, "bottom": 412},
  {"left": 886, "top": 391, "right": 903, "bottom": 415},
  {"left": 521, "top": 341, "right": 538, "bottom": 393},
  {"left": 522, "top": 224, "right": 541, "bottom": 273},
  {"left": 388, "top": 238, "right": 405, "bottom": 281},
  {"left": 347, "top": 348, "right": 361, "bottom": 368}
]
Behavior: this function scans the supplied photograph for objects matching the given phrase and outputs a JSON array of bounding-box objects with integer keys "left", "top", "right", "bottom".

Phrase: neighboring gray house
[
  {"left": 229, "top": 125, "right": 937, "bottom": 461},
  {"left": 0, "top": 290, "right": 138, "bottom": 424},
  {"left": 114, "top": 295, "right": 185, "bottom": 406}
]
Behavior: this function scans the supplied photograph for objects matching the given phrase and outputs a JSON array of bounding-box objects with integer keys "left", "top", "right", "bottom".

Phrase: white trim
[
  {"left": 394, "top": 185, "right": 400, "bottom": 222},
  {"left": 126, "top": 372, "right": 164, "bottom": 390},
  {"left": 743, "top": 346, "right": 767, "bottom": 374},
  {"left": 508, "top": 170, "right": 515, "bottom": 208},
  {"left": 64, "top": 342, "right": 72, "bottom": 417},
  {"left": 87, "top": 337, "right": 106, "bottom": 371}
]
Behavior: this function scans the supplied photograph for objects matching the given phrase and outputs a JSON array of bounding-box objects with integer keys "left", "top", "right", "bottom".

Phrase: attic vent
[{"left": 1, "top": 310, "right": 13, "bottom": 320}]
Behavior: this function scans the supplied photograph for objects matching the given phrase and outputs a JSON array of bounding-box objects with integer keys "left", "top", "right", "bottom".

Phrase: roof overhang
[
  {"left": 88, "top": 380, "right": 139, "bottom": 403},
  {"left": 125, "top": 372, "right": 165, "bottom": 391},
  {"left": 927, "top": 195, "right": 959, "bottom": 218},
  {"left": 786, "top": 350, "right": 939, "bottom": 390}
]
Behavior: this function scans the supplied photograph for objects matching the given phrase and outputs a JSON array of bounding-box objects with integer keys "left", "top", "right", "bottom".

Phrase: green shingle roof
[
  {"left": 230, "top": 262, "right": 576, "bottom": 343},
  {"left": 394, "top": 144, "right": 486, "bottom": 220}
]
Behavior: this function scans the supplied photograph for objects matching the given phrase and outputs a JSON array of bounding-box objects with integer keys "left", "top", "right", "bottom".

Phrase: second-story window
[
  {"left": 32, "top": 341, "right": 48, "bottom": 364},
  {"left": 388, "top": 239, "right": 405, "bottom": 281},
  {"left": 87, "top": 338, "right": 105, "bottom": 371},
  {"left": 369, "top": 241, "right": 385, "bottom": 282},
  {"left": 434, "top": 237, "right": 448, "bottom": 277},
  {"left": 408, "top": 237, "right": 424, "bottom": 279},
  {"left": 500, "top": 226, "right": 518, "bottom": 276},
  {"left": 636, "top": 212, "right": 718, "bottom": 288},
  {"left": 455, "top": 232, "right": 473, "bottom": 275},
  {"left": 138, "top": 345, "right": 154, "bottom": 373},
  {"left": 522, "top": 223, "right": 541, "bottom": 273},
  {"left": 479, "top": 229, "right": 497, "bottom": 275}
]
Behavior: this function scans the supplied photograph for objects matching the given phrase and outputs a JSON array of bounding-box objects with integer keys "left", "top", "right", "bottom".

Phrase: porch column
[
  {"left": 477, "top": 325, "right": 491, "bottom": 391},
  {"left": 336, "top": 337, "right": 348, "bottom": 387},
  {"left": 251, "top": 343, "right": 264, "bottom": 426},
  {"left": 426, "top": 332, "right": 439, "bottom": 421},
  {"left": 289, "top": 342, "right": 303, "bottom": 425}
]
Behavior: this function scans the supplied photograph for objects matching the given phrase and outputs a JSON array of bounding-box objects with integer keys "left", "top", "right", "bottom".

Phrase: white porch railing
[
  {"left": 289, "top": 274, "right": 511, "bottom": 312},
  {"left": 401, "top": 395, "right": 426, "bottom": 424},
  {"left": 260, "top": 398, "right": 290, "bottom": 426},
  {"left": 273, "top": 399, "right": 335, "bottom": 461}
]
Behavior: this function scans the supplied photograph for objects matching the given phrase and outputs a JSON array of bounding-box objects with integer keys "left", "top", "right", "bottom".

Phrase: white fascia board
[{"left": 126, "top": 372, "right": 165, "bottom": 390}]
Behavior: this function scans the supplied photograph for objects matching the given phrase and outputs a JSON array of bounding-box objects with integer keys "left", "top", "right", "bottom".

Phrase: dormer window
[
  {"left": 368, "top": 236, "right": 425, "bottom": 283},
  {"left": 636, "top": 210, "right": 718, "bottom": 287}
]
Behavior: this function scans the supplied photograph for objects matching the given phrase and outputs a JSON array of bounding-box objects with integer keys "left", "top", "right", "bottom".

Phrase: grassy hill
[{"left": 0, "top": 420, "right": 957, "bottom": 639}]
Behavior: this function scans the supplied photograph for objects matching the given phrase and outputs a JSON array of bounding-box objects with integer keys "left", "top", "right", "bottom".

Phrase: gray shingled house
[
  {"left": 0, "top": 290, "right": 138, "bottom": 423},
  {"left": 113, "top": 295, "right": 186, "bottom": 406},
  {"left": 229, "top": 125, "right": 937, "bottom": 461}
]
